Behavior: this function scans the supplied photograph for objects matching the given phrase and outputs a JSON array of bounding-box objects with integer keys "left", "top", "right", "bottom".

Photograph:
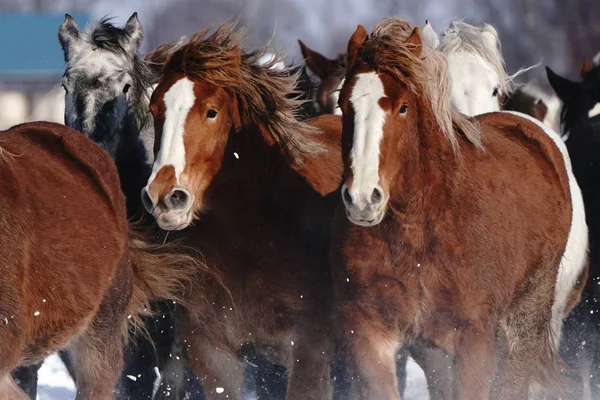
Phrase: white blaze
[
  {"left": 348, "top": 72, "right": 387, "bottom": 204},
  {"left": 148, "top": 77, "right": 195, "bottom": 185}
]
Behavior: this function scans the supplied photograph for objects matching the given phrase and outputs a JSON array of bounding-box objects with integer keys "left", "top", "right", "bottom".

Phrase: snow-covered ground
[
  {"left": 37, "top": 354, "right": 429, "bottom": 399},
  {"left": 37, "top": 354, "right": 75, "bottom": 400}
]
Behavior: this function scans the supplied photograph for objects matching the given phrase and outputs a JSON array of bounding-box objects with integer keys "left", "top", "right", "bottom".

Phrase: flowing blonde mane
[
  {"left": 163, "top": 21, "right": 321, "bottom": 163},
  {"left": 438, "top": 21, "right": 513, "bottom": 96},
  {"left": 361, "top": 17, "right": 482, "bottom": 151}
]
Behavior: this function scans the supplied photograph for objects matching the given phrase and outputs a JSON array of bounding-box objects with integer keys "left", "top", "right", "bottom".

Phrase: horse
[
  {"left": 56, "top": 13, "right": 202, "bottom": 400},
  {"left": 331, "top": 18, "right": 583, "bottom": 399},
  {"left": 579, "top": 58, "right": 600, "bottom": 119},
  {"left": 547, "top": 63, "right": 600, "bottom": 399},
  {"left": 141, "top": 22, "right": 343, "bottom": 400},
  {"left": 300, "top": 20, "right": 459, "bottom": 400},
  {"left": 0, "top": 121, "right": 199, "bottom": 400},
  {"left": 59, "top": 13, "right": 153, "bottom": 217},
  {"left": 432, "top": 25, "right": 591, "bottom": 356},
  {"left": 502, "top": 84, "right": 562, "bottom": 134},
  {"left": 298, "top": 40, "right": 345, "bottom": 115}
]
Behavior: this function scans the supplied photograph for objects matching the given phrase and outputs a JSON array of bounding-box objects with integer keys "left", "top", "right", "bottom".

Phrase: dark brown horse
[
  {"left": 331, "top": 19, "right": 582, "bottom": 400},
  {"left": 141, "top": 23, "right": 343, "bottom": 400},
  {"left": 0, "top": 121, "right": 201, "bottom": 399}
]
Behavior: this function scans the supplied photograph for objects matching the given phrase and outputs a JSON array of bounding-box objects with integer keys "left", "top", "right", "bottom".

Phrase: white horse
[
  {"left": 422, "top": 20, "right": 562, "bottom": 132},
  {"left": 426, "top": 20, "right": 512, "bottom": 116}
]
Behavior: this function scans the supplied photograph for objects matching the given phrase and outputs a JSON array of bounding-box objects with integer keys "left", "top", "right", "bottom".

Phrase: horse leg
[
  {"left": 58, "top": 349, "right": 77, "bottom": 383},
  {"left": 495, "top": 267, "right": 559, "bottom": 400},
  {"left": 395, "top": 352, "right": 408, "bottom": 396},
  {"left": 11, "top": 362, "right": 43, "bottom": 400},
  {"left": 69, "top": 257, "right": 132, "bottom": 400},
  {"left": 0, "top": 374, "right": 29, "bottom": 400},
  {"left": 454, "top": 324, "right": 497, "bottom": 400},
  {"left": 177, "top": 312, "right": 243, "bottom": 400},
  {"left": 409, "top": 345, "right": 454, "bottom": 399},
  {"left": 339, "top": 307, "right": 401, "bottom": 400},
  {"left": 285, "top": 318, "right": 333, "bottom": 400}
]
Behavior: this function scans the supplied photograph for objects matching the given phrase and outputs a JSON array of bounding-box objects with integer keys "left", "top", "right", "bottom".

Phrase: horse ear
[
  {"left": 58, "top": 14, "right": 82, "bottom": 59},
  {"left": 123, "top": 12, "right": 143, "bottom": 53},
  {"left": 298, "top": 40, "right": 338, "bottom": 80},
  {"left": 406, "top": 27, "right": 423, "bottom": 57},
  {"left": 346, "top": 25, "right": 368, "bottom": 73},
  {"left": 481, "top": 22, "right": 498, "bottom": 48},
  {"left": 546, "top": 66, "right": 578, "bottom": 101},
  {"left": 580, "top": 59, "right": 594, "bottom": 78},
  {"left": 421, "top": 20, "right": 439, "bottom": 49},
  {"left": 532, "top": 99, "right": 548, "bottom": 122}
]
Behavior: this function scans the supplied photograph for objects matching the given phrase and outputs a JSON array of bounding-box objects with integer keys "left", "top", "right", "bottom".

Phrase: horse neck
[
  {"left": 387, "top": 111, "right": 457, "bottom": 223},
  {"left": 113, "top": 107, "right": 151, "bottom": 218},
  {"left": 209, "top": 125, "right": 294, "bottom": 207},
  {"left": 563, "top": 104, "right": 594, "bottom": 132}
]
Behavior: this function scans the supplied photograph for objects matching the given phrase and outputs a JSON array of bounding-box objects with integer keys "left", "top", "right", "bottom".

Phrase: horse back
[
  {"left": 476, "top": 112, "right": 571, "bottom": 205},
  {"left": 11, "top": 122, "right": 128, "bottom": 225},
  {"left": 0, "top": 122, "right": 129, "bottom": 358}
]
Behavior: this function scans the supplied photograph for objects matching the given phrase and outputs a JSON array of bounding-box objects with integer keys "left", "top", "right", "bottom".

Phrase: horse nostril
[
  {"left": 371, "top": 187, "right": 383, "bottom": 205},
  {"left": 168, "top": 189, "right": 189, "bottom": 209},
  {"left": 342, "top": 186, "right": 353, "bottom": 205},
  {"left": 141, "top": 188, "right": 154, "bottom": 213}
]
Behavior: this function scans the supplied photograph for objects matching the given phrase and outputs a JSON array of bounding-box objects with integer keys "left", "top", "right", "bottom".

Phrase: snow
[
  {"left": 37, "top": 354, "right": 75, "bottom": 400},
  {"left": 36, "top": 354, "right": 429, "bottom": 399}
]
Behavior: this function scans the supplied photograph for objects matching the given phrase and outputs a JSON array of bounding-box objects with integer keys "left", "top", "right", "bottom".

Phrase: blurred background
[{"left": 0, "top": 0, "right": 598, "bottom": 129}]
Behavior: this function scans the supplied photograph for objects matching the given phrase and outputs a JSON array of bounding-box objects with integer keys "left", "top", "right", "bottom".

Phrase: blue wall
[{"left": 0, "top": 12, "right": 89, "bottom": 77}]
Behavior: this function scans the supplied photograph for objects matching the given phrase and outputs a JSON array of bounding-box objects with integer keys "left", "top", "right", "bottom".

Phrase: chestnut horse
[
  {"left": 0, "top": 121, "right": 201, "bottom": 400},
  {"left": 141, "top": 23, "right": 342, "bottom": 400},
  {"left": 331, "top": 19, "right": 578, "bottom": 400}
]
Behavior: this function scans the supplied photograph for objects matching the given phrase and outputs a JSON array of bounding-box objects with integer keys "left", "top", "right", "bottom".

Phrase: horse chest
[{"left": 339, "top": 233, "right": 473, "bottom": 348}]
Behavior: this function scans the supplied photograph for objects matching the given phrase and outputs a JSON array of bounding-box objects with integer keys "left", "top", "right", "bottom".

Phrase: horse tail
[
  {"left": 532, "top": 311, "right": 582, "bottom": 400},
  {"left": 123, "top": 223, "right": 218, "bottom": 341}
]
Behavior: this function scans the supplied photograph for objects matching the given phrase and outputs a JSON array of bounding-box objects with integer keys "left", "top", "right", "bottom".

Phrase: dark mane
[
  {"left": 89, "top": 17, "right": 132, "bottom": 55},
  {"left": 358, "top": 17, "right": 482, "bottom": 150},
  {"left": 163, "top": 21, "right": 322, "bottom": 163}
]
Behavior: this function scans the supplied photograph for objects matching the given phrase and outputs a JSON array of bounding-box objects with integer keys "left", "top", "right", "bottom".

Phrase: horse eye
[
  {"left": 61, "top": 83, "right": 69, "bottom": 94},
  {"left": 123, "top": 83, "right": 131, "bottom": 94},
  {"left": 399, "top": 105, "right": 408, "bottom": 115},
  {"left": 492, "top": 87, "right": 499, "bottom": 97},
  {"left": 206, "top": 109, "right": 218, "bottom": 119}
]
